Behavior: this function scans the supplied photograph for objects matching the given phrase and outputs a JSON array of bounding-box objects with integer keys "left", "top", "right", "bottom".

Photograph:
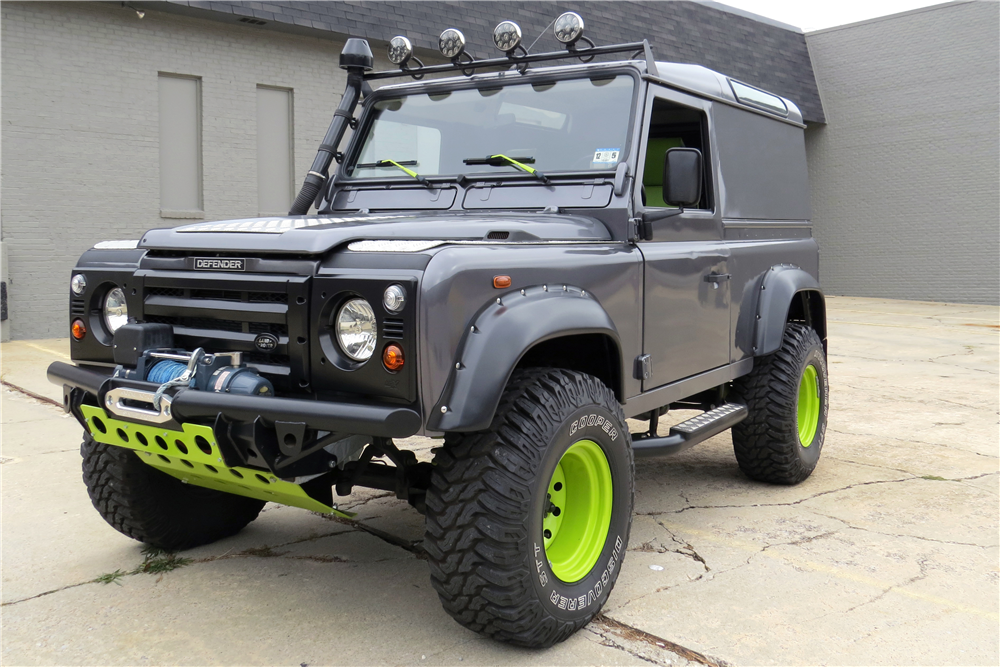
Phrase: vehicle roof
[{"left": 374, "top": 58, "right": 803, "bottom": 126}]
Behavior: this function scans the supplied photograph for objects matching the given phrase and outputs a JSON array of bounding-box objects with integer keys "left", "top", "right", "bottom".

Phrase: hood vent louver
[{"left": 486, "top": 231, "right": 510, "bottom": 240}]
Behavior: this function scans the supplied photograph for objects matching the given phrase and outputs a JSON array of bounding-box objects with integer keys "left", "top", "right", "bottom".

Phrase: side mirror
[{"left": 663, "top": 147, "right": 702, "bottom": 207}]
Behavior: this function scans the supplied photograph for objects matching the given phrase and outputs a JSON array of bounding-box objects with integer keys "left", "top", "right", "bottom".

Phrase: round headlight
[
  {"left": 554, "top": 11, "right": 585, "bottom": 45},
  {"left": 337, "top": 298, "right": 377, "bottom": 362},
  {"left": 493, "top": 21, "right": 522, "bottom": 53},
  {"left": 71, "top": 274, "right": 87, "bottom": 295},
  {"left": 438, "top": 28, "right": 466, "bottom": 59},
  {"left": 103, "top": 287, "right": 129, "bottom": 333},
  {"left": 387, "top": 35, "right": 413, "bottom": 65},
  {"left": 383, "top": 284, "right": 406, "bottom": 313}
]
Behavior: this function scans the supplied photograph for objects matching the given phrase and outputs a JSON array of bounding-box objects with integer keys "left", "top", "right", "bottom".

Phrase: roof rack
[{"left": 366, "top": 39, "right": 659, "bottom": 81}]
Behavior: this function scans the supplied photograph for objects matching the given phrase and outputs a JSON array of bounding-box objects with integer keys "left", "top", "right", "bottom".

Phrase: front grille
[{"left": 138, "top": 272, "right": 309, "bottom": 388}]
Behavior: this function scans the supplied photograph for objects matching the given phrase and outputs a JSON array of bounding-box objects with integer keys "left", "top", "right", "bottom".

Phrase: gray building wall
[
  {"left": 0, "top": 1, "right": 412, "bottom": 339},
  {"left": 804, "top": 1, "right": 1000, "bottom": 305}
]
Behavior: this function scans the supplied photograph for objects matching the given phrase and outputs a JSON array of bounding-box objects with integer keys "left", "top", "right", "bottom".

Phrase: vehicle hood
[{"left": 139, "top": 212, "right": 613, "bottom": 254}]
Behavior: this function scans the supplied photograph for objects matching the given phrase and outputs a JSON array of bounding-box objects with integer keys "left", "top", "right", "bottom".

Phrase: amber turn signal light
[
  {"left": 71, "top": 319, "right": 87, "bottom": 340},
  {"left": 493, "top": 275, "right": 511, "bottom": 289},
  {"left": 383, "top": 343, "right": 404, "bottom": 371}
]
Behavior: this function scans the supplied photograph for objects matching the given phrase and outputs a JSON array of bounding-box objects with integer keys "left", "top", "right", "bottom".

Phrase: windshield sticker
[{"left": 592, "top": 148, "right": 620, "bottom": 167}]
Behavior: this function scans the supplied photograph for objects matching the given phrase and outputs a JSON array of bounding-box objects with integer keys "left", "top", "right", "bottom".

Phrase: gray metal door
[
  {"left": 640, "top": 239, "right": 731, "bottom": 389},
  {"left": 635, "top": 86, "right": 730, "bottom": 390}
]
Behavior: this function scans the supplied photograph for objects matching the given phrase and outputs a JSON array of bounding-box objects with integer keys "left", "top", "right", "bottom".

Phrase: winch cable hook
[{"left": 151, "top": 348, "right": 205, "bottom": 410}]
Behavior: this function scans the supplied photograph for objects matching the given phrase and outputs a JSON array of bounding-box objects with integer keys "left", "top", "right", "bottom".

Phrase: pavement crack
[
  {"left": 638, "top": 477, "right": 918, "bottom": 516},
  {"left": 320, "top": 514, "right": 427, "bottom": 559},
  {"left": 837, "top": 558, "right": 933, "bottom": 617},
  {"left": 827, "top": 428, "right": 999, "bottom": 457},
  {"left": 1, "top": 380, "right": 64, "bottom": 410},
  {"left": 341, "top": 491, "right": 396, "bottom": 510},
  {"left": 1, "top": 581, "right": 93, "bottom": 607},
  {"left": 593, "top": 614, "right": 730, "bottom": 667},
  {"left": 656, "top": 520, "right": 710, "bottom": 571},
  {"left": 805, "top": 510, "right": 996, "bottom": 548}
]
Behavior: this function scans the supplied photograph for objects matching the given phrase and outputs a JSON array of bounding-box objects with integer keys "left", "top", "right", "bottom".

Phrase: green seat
[{"left": 643, "top": 137, "right": 684, "bottom": 208}]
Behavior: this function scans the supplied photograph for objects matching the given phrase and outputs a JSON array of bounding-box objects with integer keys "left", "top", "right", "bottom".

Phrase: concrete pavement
[{"left": 2, "top": 296, "right": 997, "bottom": 666}]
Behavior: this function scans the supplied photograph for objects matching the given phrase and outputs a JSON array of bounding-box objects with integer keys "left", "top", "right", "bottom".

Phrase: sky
[{"left": 708, "top": 0, "right": 951, "bottom": 31}]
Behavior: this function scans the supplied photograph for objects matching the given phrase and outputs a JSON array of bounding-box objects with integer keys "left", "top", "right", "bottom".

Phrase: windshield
[{"left": 347, "top": 74, "right": 635, "bottom": 180}]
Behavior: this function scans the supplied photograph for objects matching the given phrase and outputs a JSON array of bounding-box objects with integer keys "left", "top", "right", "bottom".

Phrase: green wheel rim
[
  {"left": 797, "top": 364, "right": 820, "bottom": 446},
  {"left": 542, "top": 439, "right": 614, "bottom": 583}
]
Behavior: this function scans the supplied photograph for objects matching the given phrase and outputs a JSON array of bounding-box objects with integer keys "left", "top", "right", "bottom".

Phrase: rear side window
[{"left": 729, "top": 79, "right": 788, "bottom": 116}]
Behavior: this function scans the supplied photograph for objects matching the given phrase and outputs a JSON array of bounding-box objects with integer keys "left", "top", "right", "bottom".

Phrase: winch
[{"left": 105, "top": 323, "right": 273, "bottom": 425}]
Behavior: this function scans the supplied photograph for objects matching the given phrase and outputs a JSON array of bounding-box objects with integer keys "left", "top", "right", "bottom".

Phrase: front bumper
[{"left": 47, "top": 361, "right": 421, "bottom": 438}]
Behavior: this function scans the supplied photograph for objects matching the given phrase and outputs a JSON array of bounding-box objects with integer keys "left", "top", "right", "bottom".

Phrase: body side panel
[{"left": 417, "top": 244, "right": 643, "bottom": 430}]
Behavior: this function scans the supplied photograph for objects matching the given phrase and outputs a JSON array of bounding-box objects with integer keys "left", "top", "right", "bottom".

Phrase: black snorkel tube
[{"left": 288, "top": 38, "right": 374, "bottom": 215}]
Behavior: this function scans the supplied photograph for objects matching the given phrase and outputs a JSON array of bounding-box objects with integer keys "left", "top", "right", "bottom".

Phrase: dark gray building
[{"left": 1, "top": 1, "right": 996, "bottom": 341}]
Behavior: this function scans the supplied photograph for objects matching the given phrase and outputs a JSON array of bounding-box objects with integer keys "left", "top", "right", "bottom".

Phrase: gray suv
[{"left": 49, "top": 13, "right": 828, "bottom": 648}]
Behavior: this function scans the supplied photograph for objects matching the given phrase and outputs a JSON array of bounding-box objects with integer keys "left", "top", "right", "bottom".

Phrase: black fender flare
[
  {"left": 426, "top": 284, "right": 623, "bottom": 432},
  {"left": 753, "top": 265, "right": 826, "bottom": 356}
]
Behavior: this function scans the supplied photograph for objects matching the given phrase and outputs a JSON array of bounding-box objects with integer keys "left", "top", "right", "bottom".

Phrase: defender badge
[
  {"left": 254, "top": 333, "right": 279, "bottom": 352},
  {"left": 194, "top": 257, "right": 246, "bottom": 271}
]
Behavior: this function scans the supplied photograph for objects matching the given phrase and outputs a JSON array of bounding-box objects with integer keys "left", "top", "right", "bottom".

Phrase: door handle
[{"left": 704, "top": 273, "right": 731, "bottom": 283}]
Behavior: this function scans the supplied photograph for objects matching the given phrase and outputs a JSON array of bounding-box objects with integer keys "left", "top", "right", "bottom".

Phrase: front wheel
[
  {"left": 424, "top": 369, "right": 634, "bottom": 648},
  {"left": 82, "top": 434, "right": 266, "bottom": 551},
  {"left": 730, "top": 322, "right": 829, "bottom": 484}
]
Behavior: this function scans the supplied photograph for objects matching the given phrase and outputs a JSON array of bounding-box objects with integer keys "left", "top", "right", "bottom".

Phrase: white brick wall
[
  {"left": 0, "top": 1, "right": 411, "bottom": 338},
  {"left": 804, "top": 1, "right": 999, "bottom": 305}
]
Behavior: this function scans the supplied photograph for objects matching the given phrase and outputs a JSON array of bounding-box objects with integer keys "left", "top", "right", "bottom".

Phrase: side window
[{"left": 639, "top": 97, "right": 712, "bottom": 210}]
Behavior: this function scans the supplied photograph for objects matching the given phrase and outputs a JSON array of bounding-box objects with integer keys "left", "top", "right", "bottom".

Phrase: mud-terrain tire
[
  {"left": 81, "top": 434, "right": 265, "bottom": 551},
  {"left": 424, "top": 369, "right": 634, "bottom": 648},
  {"left": 730, "top": 322, "right": 828, "bottom": 484}
]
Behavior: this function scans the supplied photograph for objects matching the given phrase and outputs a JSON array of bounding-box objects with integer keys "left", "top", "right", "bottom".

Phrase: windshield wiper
[
  {"left": 355, "top": 159, "right": 428, "bottom": 185},
  {"left": 463, "top": 154, "right": 549, "bottom": 184}
]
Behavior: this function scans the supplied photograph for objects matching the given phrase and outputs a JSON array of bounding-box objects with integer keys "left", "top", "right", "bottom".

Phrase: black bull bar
[{"left": 47, "top": 361, "right": 422, "bottom": 438}]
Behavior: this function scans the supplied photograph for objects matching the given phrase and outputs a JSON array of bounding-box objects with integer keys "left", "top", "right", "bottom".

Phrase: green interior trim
[
  {"left": 643, "top": 137, "right": 684, "bottom": 208},
  {"left": 80, "top": 405, "right": 353, "bottom": 517},
  {"left": 797, "top": 364, "right": 820, "bottom": 446},
  {"left": 543, "top": 439, "right": 614, "bottom": 584}
]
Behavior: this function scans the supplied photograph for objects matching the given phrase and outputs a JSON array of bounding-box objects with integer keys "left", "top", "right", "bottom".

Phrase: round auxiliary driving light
[
  {"left": 492, "top": 21, "right": 522, "bottom": 53},
  {"left": 336, "top": 298, "right": 377, "bottom": 362},
  {"left": 553, "top": 11, "right": 585, "bottom": 45},
  {"left": 383, "top": 284, "right": 406, "bottom": 313},
  {"left": 387, "top": 35, "right": 413, "bottom": 65},
  {"left": 71, "top": 273, "right": 87, "bottom": 296},
  {"left": 103, "top": 287, "right": 129, "bottom": 333},
  {"left": 438, "top": 28, "right": 466, "bottom": 59}
]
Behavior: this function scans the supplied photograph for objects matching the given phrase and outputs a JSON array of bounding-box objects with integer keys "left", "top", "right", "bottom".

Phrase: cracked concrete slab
[{"left": 2, "top": 296, "right": 997, "bottom": 666}]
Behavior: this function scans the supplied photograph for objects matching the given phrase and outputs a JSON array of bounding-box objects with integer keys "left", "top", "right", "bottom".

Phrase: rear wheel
[
  {"left": 424, "top": 369, "right": 633, "bottom": 648},
  {"left": 82, "top": 434, "right": 265, "bottom": 551},
  {"left": 730, "top": 323, "right": 828, "bottom": 484}
]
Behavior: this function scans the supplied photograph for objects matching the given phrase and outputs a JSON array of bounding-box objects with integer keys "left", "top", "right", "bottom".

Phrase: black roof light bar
[{"left": 368, "top": 12, "right": 660, "bottom": 81}]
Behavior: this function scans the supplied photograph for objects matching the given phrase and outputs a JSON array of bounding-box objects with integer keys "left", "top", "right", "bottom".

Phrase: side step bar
[{"left": 632, "top": 403, "right": 748, "bottom": 458}]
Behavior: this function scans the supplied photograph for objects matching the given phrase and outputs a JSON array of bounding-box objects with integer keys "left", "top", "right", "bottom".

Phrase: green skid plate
[{"left": 80, "top": 405, "right": 352, "bottom": 518}]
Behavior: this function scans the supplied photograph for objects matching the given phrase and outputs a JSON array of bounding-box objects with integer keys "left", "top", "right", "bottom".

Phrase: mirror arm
[{"left": 639, "top": 207, "right": 684, "bottom": 240}]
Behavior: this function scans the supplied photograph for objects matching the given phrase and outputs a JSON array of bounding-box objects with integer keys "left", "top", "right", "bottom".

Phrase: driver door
[{"left": 636, "top": 86, "right": 730, "bottom": 390}]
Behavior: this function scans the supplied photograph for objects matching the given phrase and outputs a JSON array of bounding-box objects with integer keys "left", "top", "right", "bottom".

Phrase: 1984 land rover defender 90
[{"left": 49, "top": 13, "right": 828, "bottom": 648}]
